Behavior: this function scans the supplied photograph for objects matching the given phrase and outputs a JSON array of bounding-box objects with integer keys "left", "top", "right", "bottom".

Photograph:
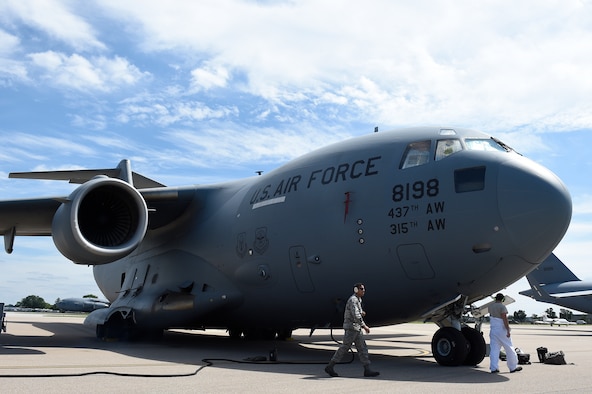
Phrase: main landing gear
[
  {"left": 426, "top": 294, "right": 488, "bottom": 366},
  {"left": 431, "top": 325, "right": 486, "bottom": 366}
]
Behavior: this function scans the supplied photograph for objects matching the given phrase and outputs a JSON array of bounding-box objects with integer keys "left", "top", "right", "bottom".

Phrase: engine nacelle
[{"left": 52, "top": 176, "right": 149, "bottom": 265}]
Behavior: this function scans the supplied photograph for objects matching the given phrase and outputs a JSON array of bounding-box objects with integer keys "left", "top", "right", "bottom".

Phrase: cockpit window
[
  {"left": 400, "top": 140, "right": 431, "bottom": 169},
  {"left": 465, "top": 138, "right": 511, "bottom": 152},
  {"left": 435, "top": 139, "right": 463, "bottom": 161}
]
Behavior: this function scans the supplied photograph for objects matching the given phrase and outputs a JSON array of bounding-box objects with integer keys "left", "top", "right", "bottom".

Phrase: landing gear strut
[{"left": 428, "top": 294, "right": 487, "bottom": 366}]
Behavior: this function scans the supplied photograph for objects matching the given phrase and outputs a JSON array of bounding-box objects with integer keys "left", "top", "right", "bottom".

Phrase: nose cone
[{"left": 497, "top": 156, "right": 572, "bottom": 263}]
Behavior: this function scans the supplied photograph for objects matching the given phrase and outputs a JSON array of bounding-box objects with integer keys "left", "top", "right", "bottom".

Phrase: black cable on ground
[{"left": 0, "top": 327, "right": 354, "bottom": 378}]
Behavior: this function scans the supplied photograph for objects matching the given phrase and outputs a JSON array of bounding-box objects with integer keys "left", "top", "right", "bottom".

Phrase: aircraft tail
[
  {"left": 527, "top": 253, "right": 579, "bottom": 285},
  {"left": 520, "top": 254, "right": 579, "bottom": 302}
]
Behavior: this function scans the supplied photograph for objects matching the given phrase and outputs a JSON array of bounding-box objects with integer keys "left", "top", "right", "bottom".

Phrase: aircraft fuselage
[{"left": 92, "top": 127, "right": 571, "bottom": 333}]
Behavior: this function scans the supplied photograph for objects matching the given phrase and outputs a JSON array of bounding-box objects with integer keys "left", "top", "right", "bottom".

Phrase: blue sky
[{"left": 1, "top": 0, "right": 591, "bottom": 316}]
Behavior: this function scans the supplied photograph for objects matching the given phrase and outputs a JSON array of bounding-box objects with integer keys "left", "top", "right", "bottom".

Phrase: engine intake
[{"left": 52, "top": 176, "right": 148, "bottom": 265}]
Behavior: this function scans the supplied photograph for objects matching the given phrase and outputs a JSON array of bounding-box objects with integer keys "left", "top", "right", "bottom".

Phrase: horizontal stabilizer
[{"left": 9, "top": 159, "right": 165, "bottom": 189}]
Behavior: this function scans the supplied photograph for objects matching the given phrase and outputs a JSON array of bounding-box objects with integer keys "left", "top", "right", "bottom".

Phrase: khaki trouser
[{"left": 330, "top": 328, "right": 371, "bottom": 366}]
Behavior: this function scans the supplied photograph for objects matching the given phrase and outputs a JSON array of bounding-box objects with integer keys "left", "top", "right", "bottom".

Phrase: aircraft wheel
[
  {"left": 431, "top": 327, "right": 469, "bottom": 366},
  {"left": 242, "top": 328, "right": 261, "bottom": 340},
  {"left": 461, "top": 326, "right": 486, "bottom": 366},
  {"left": 228, "top": 328, "right": 242, "bottom": 339},
  {"left": 96, "top": 324, "right": 106, "bottom": 340},
  {"left": 241, "top": 327, "right": 280, "bottom": 340},
  {"left": 260, "top": 328, "right": 276, "bottom": 340},
  {"left": 276, "top": 328, "right": 293, "bottom": 340}
]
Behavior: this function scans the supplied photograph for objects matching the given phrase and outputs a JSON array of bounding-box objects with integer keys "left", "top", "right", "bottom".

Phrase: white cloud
[
  {"left": 0, "top": 0, "right": 105, "bottom": 52},
  {"left": 27, "top": 51, "right": 147, "bottom": 92},
  {"left": 91, "top": 0, "right": 592, "bottom": 135},
  {"left": 163, "top": 123, "right": 351, "bottom": 167},
  {"left": 70, "top": 114, "right": 107, "bottom": 131},
  {"left": 4, "top": 132, "right": 97, "bottom": 159},
  {"left": 190, "top": 63, "right": 230, "bottom": 91},
  {"left": 0, "top": 29, "right": 28, "bottom": 83},
  {"left": 117, "top": 92, "right": 239, "bottom": 126},
  {"left": 0, "top": 29, "right": 19, "bottom": 55},
  {"left": 573, "top": 194, "right": 592, "bottom": 216}
]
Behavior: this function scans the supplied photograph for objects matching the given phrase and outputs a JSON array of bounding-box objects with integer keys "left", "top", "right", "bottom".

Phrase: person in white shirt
[{"left": 489, "top": 293, "right": 522, "bottom": 373}]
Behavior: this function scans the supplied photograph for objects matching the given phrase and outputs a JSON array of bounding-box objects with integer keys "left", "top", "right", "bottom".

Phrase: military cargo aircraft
[
  {"left": 56, "top": 297, "right": 110, "bottom": 313},
  {"left": 520, "top": 253, "right": 592, "bottom": 314},
  {"left": 0, "top": 127, "right": 572, "bottom": 366}
]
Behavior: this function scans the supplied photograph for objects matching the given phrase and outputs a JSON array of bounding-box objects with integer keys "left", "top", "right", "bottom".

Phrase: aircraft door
[
  {"left": 289, "top": 246, "right": 315, "bottom": 292},
  {"left": 396, "top": 243, "right": 435, "bottom": 280}
]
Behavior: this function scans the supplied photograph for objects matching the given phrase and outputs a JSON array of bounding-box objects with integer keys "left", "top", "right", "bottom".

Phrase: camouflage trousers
[{"left": 330, "top": 328, "right": 371, "bottom": 366}]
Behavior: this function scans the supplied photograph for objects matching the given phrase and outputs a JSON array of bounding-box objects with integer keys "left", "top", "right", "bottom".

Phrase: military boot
[
  {"left": 364, "top": 365, "right": 380, "bottom": 377},
  {"left": 324, "top": 362, "right": 338, "bottom": 377}
]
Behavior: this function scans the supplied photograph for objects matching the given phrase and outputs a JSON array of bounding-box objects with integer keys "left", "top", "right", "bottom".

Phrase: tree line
[
  {"left": 11, "top": 294, "right": 99, "bottom": 310},
  {"left": 512, "top": 307, "right": 575, "bottom": 322}
]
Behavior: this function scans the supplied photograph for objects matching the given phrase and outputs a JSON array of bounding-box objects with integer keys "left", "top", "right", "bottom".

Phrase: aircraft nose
[{"left": 497, "top": 157, "right": 572, "bottom": 263}]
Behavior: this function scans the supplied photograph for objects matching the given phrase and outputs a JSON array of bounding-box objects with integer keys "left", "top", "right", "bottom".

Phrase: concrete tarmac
[{"left": 1, "top": 312, "right": 591, "bottom": 393}]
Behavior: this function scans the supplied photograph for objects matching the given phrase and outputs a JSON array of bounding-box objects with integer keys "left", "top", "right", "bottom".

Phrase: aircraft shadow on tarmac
[{"left": 0, "top": 320, "right": 524, "bottom": 383}]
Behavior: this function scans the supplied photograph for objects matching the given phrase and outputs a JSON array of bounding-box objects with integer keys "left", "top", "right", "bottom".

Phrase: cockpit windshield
[
  {"left": 435, "top": 139, "right": 463, "bottom": 161},
  {"left": 465, "top": 138, "right": 512, "bottom": 152},
  {"left": 400, "top": 140, "right": 431, "bottom": 169},
  {"left": 400, "top": 136, "right": 514, "bottom": 170}
]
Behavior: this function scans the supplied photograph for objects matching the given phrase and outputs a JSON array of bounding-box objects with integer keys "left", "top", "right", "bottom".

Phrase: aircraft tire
[
  {"left": 228, "top": 328, "right": 242, "bottom": 339},
  {"left": 96, "top": 324, "right": 106, "bottom": 340},
  {"left": 431, "top": 327, "right": 469, "bottom": 366},
  {"left": 242, "top": 328, "right": 262, "bottom": 340},
  {"left": 461, "top": 326, "right": 486, "bottom": 366},
  {"left": 242, "top": 327, "right": 277, "bottom": 340},
  {"left": 276, "top": 328, "right": 293, "bottom": 340}
]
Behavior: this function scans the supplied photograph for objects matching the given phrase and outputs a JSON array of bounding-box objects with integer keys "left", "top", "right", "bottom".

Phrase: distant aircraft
[
  {"left": 0, "top": 127, "right": 572, "bottom": 366},
  {"left": 56, "top": 297, "right": 110, "bottom": 313},
  {"left": 533, "top": 313, "right": 576, "bottom": 326},
  {"left": 520, "top": 253, "right": 592, "bottom": 314}
]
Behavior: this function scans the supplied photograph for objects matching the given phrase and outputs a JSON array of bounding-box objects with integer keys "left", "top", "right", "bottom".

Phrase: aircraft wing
[
  {"left": 9, "top": 163, "right": 165, "bottom": 188},
  {"left": 0, "top": 198, "right": 61, "bottom": 241},
  {"left": 1, "top": 160, "right": 196, "bottom": 258}
]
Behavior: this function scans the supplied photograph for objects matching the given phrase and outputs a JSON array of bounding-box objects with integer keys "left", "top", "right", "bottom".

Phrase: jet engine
[{"left": 51, "top": 176, "right": 148, "bottom": 265}]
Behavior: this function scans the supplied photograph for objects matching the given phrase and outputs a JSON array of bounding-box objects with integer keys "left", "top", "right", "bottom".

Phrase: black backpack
[{"left": 544, "top": 351, "right": 566, "bottom": 365}]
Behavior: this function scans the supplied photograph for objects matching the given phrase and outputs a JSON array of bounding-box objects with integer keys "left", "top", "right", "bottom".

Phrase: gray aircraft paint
[
  {"left": 0, "top": 126, "right": 572, "bottom": 365},
  {"left": 520, "top": 253, "right": 592, "bottom": 314}
]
